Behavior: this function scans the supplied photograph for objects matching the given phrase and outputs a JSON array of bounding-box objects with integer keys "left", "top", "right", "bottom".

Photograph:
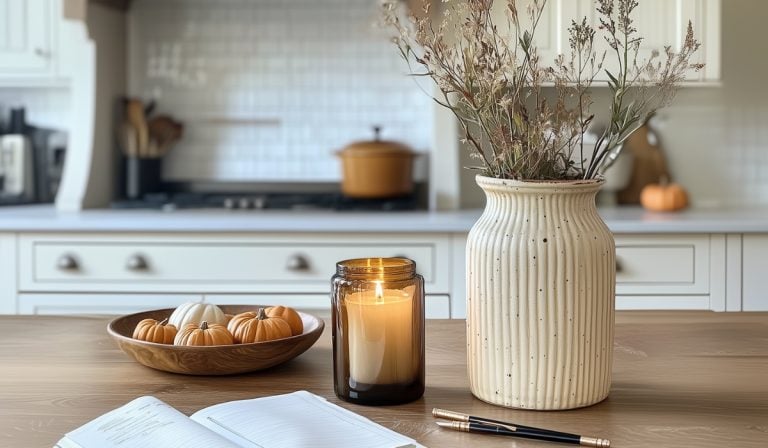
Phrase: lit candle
[{"left": 345, "top": 281, "right": 416, "bottom": 385}]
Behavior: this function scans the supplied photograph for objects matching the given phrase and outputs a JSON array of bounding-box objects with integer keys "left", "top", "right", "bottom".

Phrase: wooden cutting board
[{"left": 617, "top": 124, "right": 670, "bottom": 204}]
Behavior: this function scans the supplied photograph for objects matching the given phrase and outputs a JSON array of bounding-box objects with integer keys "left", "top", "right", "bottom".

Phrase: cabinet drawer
[
  {"left": 206, "top": 294, "right": 452, "bottom": 319},
  {"left": 19, "top": 233, "right": 451, "bottom": 294},
  {"left": 17, "top": 293, "right": 199, "bottom": 315},
  {"left": 615, "top": 235, "right": 709, "bottom": 295}
]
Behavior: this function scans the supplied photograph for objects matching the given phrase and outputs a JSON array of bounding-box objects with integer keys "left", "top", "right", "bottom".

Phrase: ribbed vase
[{"left": 466, "top": 176, "right": 615, "bottom": 410}]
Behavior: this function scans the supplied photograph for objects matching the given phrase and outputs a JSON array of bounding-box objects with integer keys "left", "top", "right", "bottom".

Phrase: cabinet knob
[
  {"left": 286, "top": 254, "right": 310, "bottom": 271},
  {"left": 126, "top": 254, "right": 149, "bottom": 271},
  {"left": 34, "top": 48, "right": 51, "bottom": 58},
  {"left": 57, "top": 254, "right": 78, "bottom": 270},
  {"left": 616, "top": 258, "right": 623, "bottom": 273}
]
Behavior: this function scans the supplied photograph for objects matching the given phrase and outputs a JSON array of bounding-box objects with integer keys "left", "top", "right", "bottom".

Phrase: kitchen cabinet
[
  {"left": 204, "top": 294, "right": 452, "bottom": 319},
  {"left": 451, "top": 232, "right": 726, "bottom": 312},
  {"left": 567, "top": 0, "right": 720, "bottom": 82},
  {"left": 14, "top": 232, "right": 456, "bottom": 318},
  {"left": 0, "top": 0, "right": 64, "bottom": 85},
  {"left": 502, "top": 0, "right": 721, "bottom": 83},
  {"left": 17, "top": 233, "right": 451, "bottom": 294},
  {"left": 742, "top": 235, "right": 768, "bottom": 311},
  {"left": 17, "top": 293, "right": 199, "bottom": 315},
  {"left": 613, "top": 234, "right": 714, "bottom": 310}
]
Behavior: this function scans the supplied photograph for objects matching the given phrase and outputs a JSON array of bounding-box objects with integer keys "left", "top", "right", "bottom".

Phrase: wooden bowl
[{"left": 107, "top": 305, "right": 324, "bottom": 375}]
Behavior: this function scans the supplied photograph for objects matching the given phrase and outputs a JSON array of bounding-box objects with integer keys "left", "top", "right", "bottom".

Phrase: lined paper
[
  {"left": 191, "top": 391, "right": 422, "bottom": 448},
  {"left": 61, "top": 396, "right": 240, "bottom": 448}
]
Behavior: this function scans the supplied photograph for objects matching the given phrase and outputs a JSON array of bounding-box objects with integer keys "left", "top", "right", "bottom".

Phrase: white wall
[
  {"left": 128, "top": 0, "right": 433, "bottom": 183},
  {"left": 0, "top": 87, "right": 70, "bottom": 131}
]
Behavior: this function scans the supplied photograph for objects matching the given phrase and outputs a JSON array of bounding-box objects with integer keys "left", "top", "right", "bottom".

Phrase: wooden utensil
[
  {"left": 117, "top": 122, "right": 139, "bottom": 158},
  {"left": 125, "top": 99, "right": 149, "bottom": 158},
  {"left": 148, "top": 115, "right": 183, "bottom": 157},
  {"left": 617, "top": 123, "right": 671, "bottom": 204},
  {"left": 107, "top": 305, "right": 324, "bottom": 375}
]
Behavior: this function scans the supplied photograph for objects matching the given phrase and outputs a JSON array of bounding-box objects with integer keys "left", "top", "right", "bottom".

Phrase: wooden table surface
[{"left": 1, "top": 312, "right": 767, "bottom": 448}]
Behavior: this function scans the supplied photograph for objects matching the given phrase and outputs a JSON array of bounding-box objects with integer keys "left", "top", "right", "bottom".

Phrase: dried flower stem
[{"left": 383, "top": 0, "right": 704, "bottom": 180}]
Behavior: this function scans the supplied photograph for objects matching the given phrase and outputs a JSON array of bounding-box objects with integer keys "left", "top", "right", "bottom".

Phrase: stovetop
[{"left": 111, "top": 192, "right": 421, "bottom": 212}]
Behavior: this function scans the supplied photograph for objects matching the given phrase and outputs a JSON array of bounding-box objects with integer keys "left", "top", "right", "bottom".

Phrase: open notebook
[{"left": 55, "top": 391, "right": 423, "bottom": 448}]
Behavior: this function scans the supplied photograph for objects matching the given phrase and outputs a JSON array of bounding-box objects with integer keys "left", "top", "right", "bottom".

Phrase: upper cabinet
[
  {"left": 565, "top": 0, "right": 720, "bottom": 83},
  {"left": 0, "top": 0, "right": 66, "bottom": 86},
  {"left": 498, "top": 0, "right": 721, "bottom": 83}
]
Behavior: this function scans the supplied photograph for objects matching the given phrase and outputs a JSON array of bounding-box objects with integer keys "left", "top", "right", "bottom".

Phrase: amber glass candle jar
[{"left": 331, "top": 257, "right": 425, "bottom": 405}]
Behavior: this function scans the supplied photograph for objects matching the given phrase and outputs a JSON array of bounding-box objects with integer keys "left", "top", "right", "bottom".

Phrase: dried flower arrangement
[{"left": 382, "top": 0, "right": 704, "bottom": 180}]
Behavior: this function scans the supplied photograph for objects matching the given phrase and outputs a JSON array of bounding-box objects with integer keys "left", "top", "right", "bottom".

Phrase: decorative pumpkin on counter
[
  {"left": 640, "top": 179, "right": 689, "bottom": 212},
  {"left": 174, "top": 321, "right": 234, "bottom": 346},
  {"left": 132, "top": 318, "right": 177, "bottom": 344},
  {"left": 265, "top": 305, "right": 303, "bottom": 336},
  {"left": 227, "top": 308, "right": 292, "bottom": 344},
  {"left": 168, "top": 302, "right": 227, "bottom": 329}
]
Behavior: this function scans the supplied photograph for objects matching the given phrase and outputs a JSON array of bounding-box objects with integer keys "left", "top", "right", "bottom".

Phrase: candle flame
[{"left": 374, "top": 281, "right": 384, "bottom": 303}]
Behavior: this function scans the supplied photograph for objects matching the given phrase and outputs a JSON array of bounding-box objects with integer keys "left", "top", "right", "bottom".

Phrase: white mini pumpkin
[{"left": 168, "top": 302, "right": 227, "bottom": 329}]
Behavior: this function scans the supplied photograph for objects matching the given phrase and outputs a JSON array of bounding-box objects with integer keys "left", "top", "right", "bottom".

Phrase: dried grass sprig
[{"left": 382, "top": 0, "right": 703, "bottom": 180}]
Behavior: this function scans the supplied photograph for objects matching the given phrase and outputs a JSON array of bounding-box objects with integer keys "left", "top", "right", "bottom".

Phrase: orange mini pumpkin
[
  {"left": 265, "top": 305, "right": 303, "bottom": 336},
  {"left": 174, "top": 321, "right": 233, "bottom": 346},
  {"left": 227, "top": 308, "right": 292, "bottom": 344},
  {"left": 132, "top": 318, "right": 177, "bottom": 344},
  {"left": 640, "top": 181, "right": 689, "bottom": 212}
]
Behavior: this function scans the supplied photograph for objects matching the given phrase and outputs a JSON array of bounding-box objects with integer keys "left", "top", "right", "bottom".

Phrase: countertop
[
  {"left": 0, "top": 204, "right": 767, "bottom": 233},
  {"left": 1, "top": 312, "right": 767, "bottom": 447}
]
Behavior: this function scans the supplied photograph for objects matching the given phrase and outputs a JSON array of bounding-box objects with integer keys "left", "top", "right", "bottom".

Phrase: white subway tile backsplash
[{"left": 130, "top": 0, "right": 432, "bottom": 183}]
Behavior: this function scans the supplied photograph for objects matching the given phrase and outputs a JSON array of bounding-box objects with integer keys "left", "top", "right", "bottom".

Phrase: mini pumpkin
[
  {"left": 174, "top": 321, "right": 234, "bottom": 346},
  {"left": 132, "top": 318, "right": 177, "bottom": 344},
  {"left": 265, "top": 305, "right": 303, "bottom": 336},
  {"left": 168, "top": 302, "right": 227, "bottom": 329},
  {"left": 640, "top": 181, "right": 689, "bottom": 212},
  {"left": 227, "top": 308, "right": 292, "bottom": 344}
]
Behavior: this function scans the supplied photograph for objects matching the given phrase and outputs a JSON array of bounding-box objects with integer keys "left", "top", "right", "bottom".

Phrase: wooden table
[{"left": 1, "top": 312, "right": 767, "bottom": 448}]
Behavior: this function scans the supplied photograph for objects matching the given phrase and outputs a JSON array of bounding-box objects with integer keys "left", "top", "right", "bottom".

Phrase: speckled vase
[{"left": 466, "top": 176, "right": 615, "bottom": 410}]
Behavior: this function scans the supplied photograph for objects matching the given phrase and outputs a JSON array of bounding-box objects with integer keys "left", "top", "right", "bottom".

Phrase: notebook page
[
  {"left": 191, "top": 391, "right": 423, "bottom": 448},
  {"left": 60, "top": 396, "right": 241, "bottom": 448}
]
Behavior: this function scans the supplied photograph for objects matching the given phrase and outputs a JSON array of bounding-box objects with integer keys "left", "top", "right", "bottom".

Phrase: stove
[{"left": 111, "top": 192, "right": 421, "bottom": 212}]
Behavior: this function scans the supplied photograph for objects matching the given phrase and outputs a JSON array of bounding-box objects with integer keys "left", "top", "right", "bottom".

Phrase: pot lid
[{"left": 338, "top": 126, "right": 415, "bottom": 158}]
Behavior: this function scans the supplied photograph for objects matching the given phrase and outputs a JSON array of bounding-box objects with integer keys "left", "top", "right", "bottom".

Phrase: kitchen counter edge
[{"left": 0, "top": 205, "right": 767, "bottom": 233}]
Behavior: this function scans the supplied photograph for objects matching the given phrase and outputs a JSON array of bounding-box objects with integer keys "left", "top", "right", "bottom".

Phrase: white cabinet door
[
  {"left": 566, "top": 0, "right": 720, "bottom": 82},
  {"left": 491, "top": 0, "right": 562, "bottom": 67},
  {"left": 742, "top": 235, "right": 768, "bottom": 311},
  {"left": 17, "top": 293, "right": 200, "bottom": 315},
  {"left": 0, "top": 0, "right": 54, "bottom": 75}
]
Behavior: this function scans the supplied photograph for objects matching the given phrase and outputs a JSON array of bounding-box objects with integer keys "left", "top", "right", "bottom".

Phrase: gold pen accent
[
  {"left": 433, "top": 408, "right": 518, "bottom": 432},
  {"left": 579, "top": 436, "right": 611, "bottom": 447},
  {"left": 436, "top": 421, "right": 471, "bottom": 432},
  {"left": 432, "top": 408, "right": 469, "bottom": 422}
]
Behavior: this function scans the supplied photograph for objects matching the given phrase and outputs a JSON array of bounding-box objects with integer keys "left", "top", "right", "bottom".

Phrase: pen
[{"left": 433, "top": 408, "right": 610, "bottom": 447}]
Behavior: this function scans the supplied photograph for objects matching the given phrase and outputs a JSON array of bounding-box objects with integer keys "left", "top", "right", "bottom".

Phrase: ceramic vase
[{"left": 466, "top": 175, "right": 615, "bottom": 410}]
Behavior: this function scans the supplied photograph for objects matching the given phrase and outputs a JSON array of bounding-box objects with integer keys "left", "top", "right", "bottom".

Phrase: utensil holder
[{"left": 124, "top": 157, "right": 163, "bottom": 199}]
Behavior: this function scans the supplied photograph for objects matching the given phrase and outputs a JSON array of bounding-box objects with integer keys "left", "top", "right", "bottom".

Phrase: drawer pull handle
[
  {"left": 286, "top": 254, "right": 310, "bottom": 272},
  {"left": 57, "top": 254, "right": 78, "bottom": 270},
  {"left": 126, "top": 254, "right": 149, "bottom": 271}
]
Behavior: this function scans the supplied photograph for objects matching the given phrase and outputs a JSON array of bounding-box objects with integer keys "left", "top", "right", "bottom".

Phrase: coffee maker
[{"left": 0, "top": 108, "right": 67, "bottom": 205}]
